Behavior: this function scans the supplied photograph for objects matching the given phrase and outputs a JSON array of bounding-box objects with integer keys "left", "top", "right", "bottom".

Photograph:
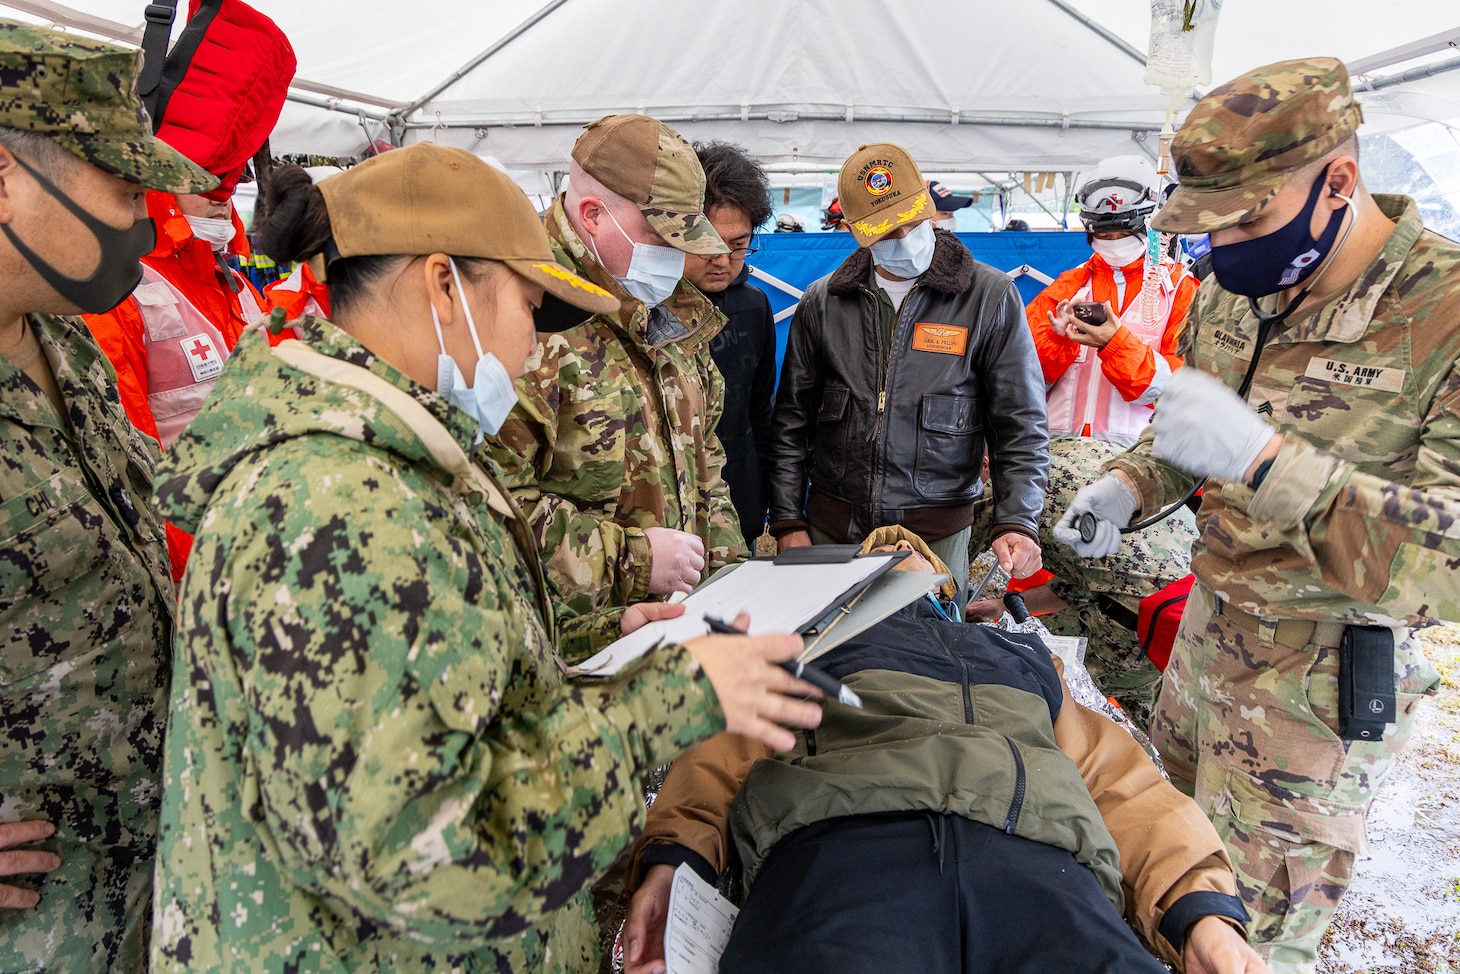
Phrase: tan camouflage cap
[
  {"left": 1152, "top": 57, "right": 1363, "bottom": 234},
  {"left": 320, "top": 143, "right": 618, "bottom": 330},
  {"left": 571, "top": 114, "right": 727, "bottom": 255},
  {"left": 0, "top": 20, "right": 216, "bottom": 194},
  {"left": 837, "top": 143, "right": 935, "bottom": 247}
]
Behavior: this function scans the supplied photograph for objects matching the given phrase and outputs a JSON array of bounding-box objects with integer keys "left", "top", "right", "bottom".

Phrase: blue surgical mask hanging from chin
[
  {"left": 431, "top": 258, "right": 519, "bottom": 440},
  {"left": 587, "top": 206, "right": 684, "bottom": 309},
  {"left": 869, "top": 220, "right": 936, "bottom": 278},
  {"left": 1208, "top": 164, "right": 1351, "bottom": 298}
]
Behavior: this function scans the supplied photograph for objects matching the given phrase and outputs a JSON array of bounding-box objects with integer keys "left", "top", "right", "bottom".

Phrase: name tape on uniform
[
  {"left": 1304, "top": 358, "right": 1406, "bottom": 393},
  {"left": 1207, "top": 328, "right": 1251, "bottom": 358},
  {"left": 911, "top": 322, "right": 968, "bottom": 356}
]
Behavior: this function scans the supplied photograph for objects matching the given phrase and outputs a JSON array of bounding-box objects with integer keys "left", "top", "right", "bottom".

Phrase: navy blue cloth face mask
[
  {"left": 1208, "top": 164, "right": 1349, "bottom": 299},
  {"left": 1, "top": 154, "right": 156, "bottom": 314}
]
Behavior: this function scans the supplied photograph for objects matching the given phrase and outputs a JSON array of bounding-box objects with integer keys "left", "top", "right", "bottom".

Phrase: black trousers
[{"left": 720, "top": 813, "right": 1168, "bottom": 974}]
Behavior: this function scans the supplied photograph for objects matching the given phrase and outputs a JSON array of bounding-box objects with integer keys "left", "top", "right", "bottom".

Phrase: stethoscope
[{"left": 1077, "top": 191, "right": 1357, "bottom": 543}]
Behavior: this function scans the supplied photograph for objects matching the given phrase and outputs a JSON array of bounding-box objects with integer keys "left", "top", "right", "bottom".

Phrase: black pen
[{"left": 702, "top": 614, "right": 863, "bottom": 709}]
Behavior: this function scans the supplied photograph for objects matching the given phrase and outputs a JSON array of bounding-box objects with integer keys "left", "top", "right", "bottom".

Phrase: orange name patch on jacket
[{"left": 911, "top": 322, "right": 968, "bottom": 355}]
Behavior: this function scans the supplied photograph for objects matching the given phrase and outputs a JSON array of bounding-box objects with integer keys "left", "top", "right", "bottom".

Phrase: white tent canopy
[{"left": 5, "top": 0, "right": 1459, "bottom": 186}]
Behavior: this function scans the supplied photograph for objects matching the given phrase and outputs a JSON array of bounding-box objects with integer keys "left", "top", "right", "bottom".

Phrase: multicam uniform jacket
[
  {"left": 489, "top": 198, "right": 744, "bottom": 615},
  {"left": 1107, "top": 196, "right": 1460, "bottom": 625},
  {"left": 0, "top": 314, "right": 174, "bottom": 973},
  {"left": 149, "top": 318, "right": 726, "bottom": 973}
]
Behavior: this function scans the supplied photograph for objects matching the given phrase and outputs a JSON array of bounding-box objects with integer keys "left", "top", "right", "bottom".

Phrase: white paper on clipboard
[{"left": 569, "top": 555, "right": 895, "bottom": 677}]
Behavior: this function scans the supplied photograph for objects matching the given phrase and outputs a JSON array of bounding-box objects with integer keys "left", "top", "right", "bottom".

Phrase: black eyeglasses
[{"left": 727, "top": 238, "right": 760, "bottom": 260}]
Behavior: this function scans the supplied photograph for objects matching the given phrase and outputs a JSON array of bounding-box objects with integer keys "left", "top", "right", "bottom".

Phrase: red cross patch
[{"left": 181, "top": 334, "right": 224, "bottom": 383}]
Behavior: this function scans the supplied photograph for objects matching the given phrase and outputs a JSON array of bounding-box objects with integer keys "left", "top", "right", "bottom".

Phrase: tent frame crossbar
[
  {"left": 400, "top": 111, "right": 1165, "bottom": 133},
  {"left": 395, "top": 0, "right": 572, "bottom": 120},
  {"left": 6, "top": 0, "right": 401, "bottom": 118},
  {"left": 1363, "top": 54, "right": 1460, "bottom": 91}
]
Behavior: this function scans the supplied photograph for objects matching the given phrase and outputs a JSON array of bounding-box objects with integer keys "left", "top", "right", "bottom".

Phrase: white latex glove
[
  {"left": 1151, "top": 369, "right": 1278, "bottom": 482},
  {"left": 1053, "top": 475, "right": 1139, "bottom": 559},
  {"left": 644, "top": 527, "right": 706, "bottom": 595}
]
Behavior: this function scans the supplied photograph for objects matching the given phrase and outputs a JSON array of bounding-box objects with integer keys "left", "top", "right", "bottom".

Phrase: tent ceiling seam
[{"left": 397, "top": 0, "right": 572, "bottom": 120}]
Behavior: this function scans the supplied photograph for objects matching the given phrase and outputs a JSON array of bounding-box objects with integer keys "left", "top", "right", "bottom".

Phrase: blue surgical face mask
[
  {"left": 869, "top": 220, "right": 936, "bottom": 278},
  {"left": 1208, "top": 165, "right": 1350, "bottom": 298},
  {"left": 589, "top": 206, "right": 685, "bottom": 309},
  {"left": 431, "top": 258, "right": 518, "bottom": 439}
]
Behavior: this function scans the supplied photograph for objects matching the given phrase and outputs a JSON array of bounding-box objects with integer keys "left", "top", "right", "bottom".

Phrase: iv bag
[{"left": 1144, "top": 0, "right": 1223, "bottom": 92}]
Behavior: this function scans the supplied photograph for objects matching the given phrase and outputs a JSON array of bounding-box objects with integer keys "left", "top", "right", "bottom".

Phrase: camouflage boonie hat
[
  {"left": 837, "top": 143, "right": 934, "bottom": 247},
  {"left": 572, "top": 114, "right": 727, "bottom": 255},
  {"left": 0, "top": 20, "right": 216, "bottom": 194},
  {"left": 320, "top": 143, "right": 618, "bottom": 330},
  {"left": 1152, "top": 57, "right": 1363, "bottom": 234}
]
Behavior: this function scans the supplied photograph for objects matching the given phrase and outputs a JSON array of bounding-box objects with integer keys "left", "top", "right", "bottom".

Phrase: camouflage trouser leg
[
  {"left": 1041, "top": 588, "right": 1163, "bottom": 729},
  {"left": 1151, "top": 583, "right": 1439, "bottom": 974}
]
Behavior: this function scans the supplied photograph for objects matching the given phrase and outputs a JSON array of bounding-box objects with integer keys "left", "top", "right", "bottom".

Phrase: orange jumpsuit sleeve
[
  {"left": 1095, "top": 266, "right": 1197, "bottom": 404},
  {"left": 1025, "top": 266, "right": 1089, "bottom": 386},
  {"left": 82, "top": 298, "right": 161, "bottom": 447}
]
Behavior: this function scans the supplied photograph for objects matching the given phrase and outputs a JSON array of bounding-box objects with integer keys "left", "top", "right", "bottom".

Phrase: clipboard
[
  {"left": 797, "top": 568, "right": 948, "bottom": 663},
  {"left": 566, "top": 551, "right": 929, "bottom": 677}
]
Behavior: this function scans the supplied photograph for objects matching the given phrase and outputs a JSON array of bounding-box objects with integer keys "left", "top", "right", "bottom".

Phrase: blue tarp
[{"left": 746, "top": 231, "right": 1093, "bottom": 371}]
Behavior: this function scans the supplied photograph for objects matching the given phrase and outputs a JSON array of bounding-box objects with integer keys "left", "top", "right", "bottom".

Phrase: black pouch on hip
[{"left": 1337, "top": 625, "right": 1396, "bottom": 742}]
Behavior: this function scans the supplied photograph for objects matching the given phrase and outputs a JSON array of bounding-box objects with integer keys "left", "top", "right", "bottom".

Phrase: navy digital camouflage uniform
[
  {"left": 0, "top": 19, "right": 214, "bottom": 972},
  {"left": 971, "top": 437, "right": 1197, "bottom": 726},
  {"left": 0, "top": 314, "right": 175, "bottom": 972},
  {"left": 149, "top": 319, "right": 728, "bottom": 973}
]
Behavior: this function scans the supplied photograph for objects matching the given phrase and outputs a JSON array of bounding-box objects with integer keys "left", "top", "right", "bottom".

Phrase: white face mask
[
  {"left": 430, "top": 258, "right": 518, "bottom": 440},
  {"left": 589, "top": 206, "right": 685, "bottom": 309},
  {"left": 185, "top": 215, "right": 236, "bottom": 253},
  {"left": 869, "top": 220, "right": 936, "bottom": 278},
  {"left": 1092, "top": 234, "right": 1147, "bottom": 268}
]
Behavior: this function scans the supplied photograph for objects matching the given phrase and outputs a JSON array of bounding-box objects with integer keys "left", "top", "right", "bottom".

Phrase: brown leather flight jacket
[{"left": 767, "top": 229, "right": 1048, "bottom": 544}]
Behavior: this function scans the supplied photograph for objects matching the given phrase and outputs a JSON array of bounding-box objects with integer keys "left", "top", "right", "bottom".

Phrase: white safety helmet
[{"left": 1076, "top": 155, "right": 1161, "bottom": 234}]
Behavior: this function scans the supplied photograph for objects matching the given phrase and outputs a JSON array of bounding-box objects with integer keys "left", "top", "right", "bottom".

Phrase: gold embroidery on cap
[
  {"left": 853, "top": 218, "right": 894, "bottom": 238},
  {"left": 896, "top": 192, "right": 929, "bottom": 224},
  {"left": 533, "top": 262, "right": 613, "bottom": 299}
]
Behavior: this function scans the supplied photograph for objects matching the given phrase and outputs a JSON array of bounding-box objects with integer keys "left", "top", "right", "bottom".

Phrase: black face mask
[
  {"left": 2, "top": 155, "right": 155, "bottom": 314},
  {"left": 1207, "top": 164, "right": 1349, "bottom": 299}
]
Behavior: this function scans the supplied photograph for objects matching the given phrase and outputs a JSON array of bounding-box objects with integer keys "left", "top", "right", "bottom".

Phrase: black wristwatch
[{"left": 1248, "top": 457, "right": 1275, "bottom": 490}]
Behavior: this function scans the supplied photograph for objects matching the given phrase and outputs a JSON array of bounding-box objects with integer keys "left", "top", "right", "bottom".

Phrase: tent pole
[
  {"left": 396, "top": 0, "right": 572, "bottom": 122},
  {"left": 1043, "top": 0, "right": 1205, "bottom": 106},
  {"left": 1349, "top": 29, "right": 1460, "bottom": 76},
  {"left": 400, "top": 111, "right": 1163, "bottom": 133},
  {"left": 1363, "top": 54, "right": 1460, "bottom": 91},
  {"left": 1042, "top": 0, "right": 1147, "bottom": 67},
  {"left": 9, "top": 0, "right": 401, "bottom": 117},
  {"left": 983, "top": 171, "right": 1064, "bottom": 227},
  {"left": 2, "top": 0, "right": 142, "bottom": 43},
  {"left": 285, "top": 92, "right": 390, "bottom": 122}
]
